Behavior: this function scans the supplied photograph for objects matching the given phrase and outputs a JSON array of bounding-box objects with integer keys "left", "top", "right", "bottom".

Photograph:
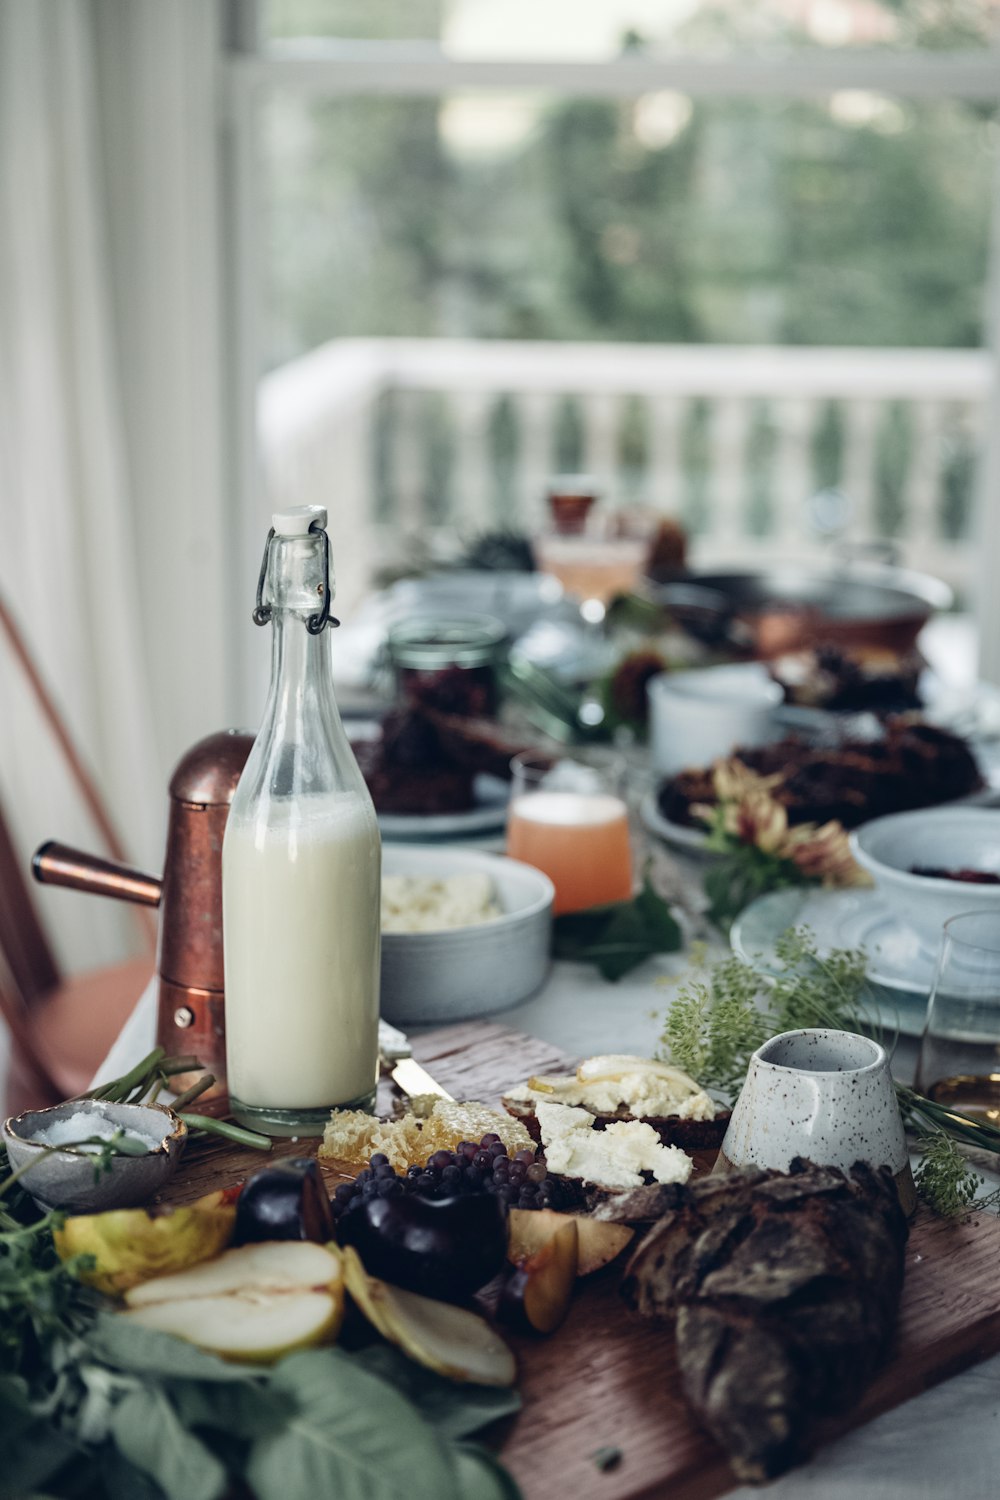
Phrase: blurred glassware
[
  {"left": 387, "top": 614, "right": 507, "bottom": 717},
  {"left": 647, "top": 663, "right": 782, "bottom": 776},
  {"left": 546, "top": 473, "right": 599, "bottom": 536},
  {"left": 506, "top": 753, "right": 632, "bottom": 916},
  {"left": 916, "top": 912, "right": 1000, "bottom": 1125}
]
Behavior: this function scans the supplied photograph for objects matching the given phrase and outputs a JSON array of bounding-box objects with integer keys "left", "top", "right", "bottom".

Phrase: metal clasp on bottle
[{"left": 253, "top": 521, "right": 340, "bottom": 634}]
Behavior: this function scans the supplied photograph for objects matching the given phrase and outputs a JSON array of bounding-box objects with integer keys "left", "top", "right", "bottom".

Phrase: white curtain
[{"left": 0, "top": 0, "right": 231, "bottom": 986}]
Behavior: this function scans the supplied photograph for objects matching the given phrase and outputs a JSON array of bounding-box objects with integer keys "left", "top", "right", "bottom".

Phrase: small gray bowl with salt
[{"left": 2, "top": 1098, "right": 187, "bottom": 1213}]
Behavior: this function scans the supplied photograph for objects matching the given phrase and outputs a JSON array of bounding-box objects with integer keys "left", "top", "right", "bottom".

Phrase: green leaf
[
  {"left": 110, "top": 1387, "right": 228, "bottom": 1500},
  {"left": 246, "top": 1348, "right": 462, "bottom": 1500},
  {"left": 452, "top": 1444, "right": 524, "bottom": 1500},
  {"left": 634, "top": 875, "right": 683, "bottom": 948},
  {"left": 97, "top": 1445, "right": 168, "bottom": 1500},
  {"left": 0, "top": 1415, "right": 79, "bottom": 1500},
  {"left": 353, "top": 1345, "right": 521, "bottom": 1440},
  {"left": 171, "top": 1377, "right": 293, "bottom": 1441},
  {"left": 86, "top": 1314, "right": 266, "bottom": 1384},
  {"left": 552, "top": 879, "right": 682, "bottom": 981}
]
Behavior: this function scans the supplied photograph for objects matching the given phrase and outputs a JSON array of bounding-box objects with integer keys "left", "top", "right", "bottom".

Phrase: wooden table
[{"left": 157, "top": 1022, "right": 1000, "bottom": 1500}]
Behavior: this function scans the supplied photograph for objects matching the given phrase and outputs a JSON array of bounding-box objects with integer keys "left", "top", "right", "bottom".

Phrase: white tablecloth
[{"left": 97, "top": 962, "right": 1000, "bottom": 1500}]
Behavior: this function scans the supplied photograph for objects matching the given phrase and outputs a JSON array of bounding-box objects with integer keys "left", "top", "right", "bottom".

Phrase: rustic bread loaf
[{"left": 622, "top": 1159, "right": 908, "bottom": 1482}]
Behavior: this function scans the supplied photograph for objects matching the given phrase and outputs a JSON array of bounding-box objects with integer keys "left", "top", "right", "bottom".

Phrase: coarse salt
[{"left": 27, "top": 1110, "right": 161, "bottom": 1154}]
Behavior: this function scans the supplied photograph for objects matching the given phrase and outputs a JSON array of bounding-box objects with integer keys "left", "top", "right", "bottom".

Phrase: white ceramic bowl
[
  {"left": 850, "top": 807, "right": 1000, "bottom": 946},
  {"left": 380, "top": 845, "right": 554, "bottom": 1026},
  {"left": 647, "top": 663, "right": 782, "bottom": 776}
]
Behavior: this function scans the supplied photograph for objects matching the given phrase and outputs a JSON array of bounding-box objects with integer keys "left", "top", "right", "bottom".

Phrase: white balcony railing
[{"left": 259, "top": 338, "right": 991, "bottom": 618}]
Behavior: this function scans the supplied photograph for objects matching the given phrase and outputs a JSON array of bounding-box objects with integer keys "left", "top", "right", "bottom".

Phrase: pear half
[
  {"left": 122, "top": 1241, "right": 344, "bottom": 1363},
  {"left": 54, "top": 1189, "right": 236, "bottom": 1296},
  {"left": 338, "top": 1244, "right": 516, "bottom": 1388}
]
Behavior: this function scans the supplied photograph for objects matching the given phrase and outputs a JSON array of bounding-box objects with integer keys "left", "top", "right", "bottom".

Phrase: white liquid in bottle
[{"left": 223, "top": 792, "right": 380, "bottom": 1111}]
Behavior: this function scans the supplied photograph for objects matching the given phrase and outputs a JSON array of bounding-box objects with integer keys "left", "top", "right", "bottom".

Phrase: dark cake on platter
[{"left": 658, "top": 719, "right": 983, "bottom": 831}]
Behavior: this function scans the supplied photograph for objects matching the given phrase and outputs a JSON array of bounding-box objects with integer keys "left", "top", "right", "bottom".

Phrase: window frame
[{"left": 219, "top": 1, "right": 1000, "bottom": 680}]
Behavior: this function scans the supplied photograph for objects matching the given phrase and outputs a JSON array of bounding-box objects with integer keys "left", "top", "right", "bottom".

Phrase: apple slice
[
  {"left": 53, "top": 1189, "right": 236, "bottom": 1297},
  {"left": 338, "top": 1244, "right": 516, "bottom": 1388},
  {"left": 575, "top": 1055, "right": 700, "bottom": 1089},
  {"left": 524, "top": 1073, "right": 572, "bottom": 1094},
  {"left": 121, "top": 1241, "right": 344, "bottom": 1363},
  {"left": 507, "top": 1208, "right": 634, "bottom": 1277},
  {"left": 497, "top": 1217, "right": 578, "bottom": 1334}
]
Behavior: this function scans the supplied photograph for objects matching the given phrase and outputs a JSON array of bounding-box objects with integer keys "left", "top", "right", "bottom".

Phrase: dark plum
[
  {"left": 336, "top": 1191, "right": 506, "bottom": 1302},
  {"left": 233, "top": 1158, "right": 335, "bottom": 1246}
]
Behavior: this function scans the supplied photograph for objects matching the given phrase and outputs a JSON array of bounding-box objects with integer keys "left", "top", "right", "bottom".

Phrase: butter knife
[
  {"left": 390, "top": 1056, "right": 455, "bottom": 1103},
  {"left": 377, "top": 1019, "right": 454, "bottom": 1102}
]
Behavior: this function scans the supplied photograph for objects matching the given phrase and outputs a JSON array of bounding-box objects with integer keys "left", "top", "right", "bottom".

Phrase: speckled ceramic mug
[{"left": 718, "top": 1028, "right": 915, "bottom": 1216}]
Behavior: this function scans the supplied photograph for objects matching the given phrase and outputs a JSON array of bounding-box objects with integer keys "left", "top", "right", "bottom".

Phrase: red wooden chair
[{"left": 0, "top": 596, "right": 155, "bottom": 1117}]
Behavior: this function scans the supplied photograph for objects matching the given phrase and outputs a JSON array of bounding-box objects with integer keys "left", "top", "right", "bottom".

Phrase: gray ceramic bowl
[
  {"left": 2, "top": 1099, "right": 187, "bottom": 1213},
  {"left": 380, "top": 845, "right": 554, "bottom": 1025},
  {"left": 850, "top": 807, "right": 1000, "bottom": 947}
]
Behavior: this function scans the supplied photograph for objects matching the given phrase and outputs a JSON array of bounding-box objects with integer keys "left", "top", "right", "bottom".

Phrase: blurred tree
[{"left": 264, "top": 2, "right": 994, "bottom": 360}]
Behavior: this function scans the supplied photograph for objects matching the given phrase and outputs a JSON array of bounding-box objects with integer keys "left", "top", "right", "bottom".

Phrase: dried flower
[{"left": 781, "top": 820, "right": 870, "bottom": 887}]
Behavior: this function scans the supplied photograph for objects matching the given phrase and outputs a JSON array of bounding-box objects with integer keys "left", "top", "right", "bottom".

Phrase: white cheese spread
[
  {"left": 507, "top": 1054, "right": 716, "bottom": 1122},
  {"left": 535, "top": 1100, "right": 693, "bottom": 1190}
]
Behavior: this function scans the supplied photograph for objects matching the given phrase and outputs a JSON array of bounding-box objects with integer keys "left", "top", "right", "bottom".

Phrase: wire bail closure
[{"left": 253, "top": 521, "right": 340, "bottom": 633}]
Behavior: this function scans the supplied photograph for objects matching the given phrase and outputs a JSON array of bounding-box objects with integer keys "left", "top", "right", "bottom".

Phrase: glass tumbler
[
  {"left": 506, "top": 753, "right": 633, "bottom": 915},
  {"left": 915, "top": 912, "right": 1000, "bottom": 1124}
]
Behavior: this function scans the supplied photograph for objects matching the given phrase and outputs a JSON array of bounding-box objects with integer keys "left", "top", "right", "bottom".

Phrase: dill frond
[
  {"left": 659, "top": 957, "right": 769, "bottom": 1101},
  {"left": 913, "top": 1131, "right": 984, "bottom": 1218}
]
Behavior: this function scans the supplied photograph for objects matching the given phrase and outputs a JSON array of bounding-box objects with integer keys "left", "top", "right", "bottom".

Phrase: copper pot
[
  {"left": 32, "top": 730, "right": 253, "bottom": 1095},
  {"left": 650, "top": 562, "right": 952, "bottom": 659}
]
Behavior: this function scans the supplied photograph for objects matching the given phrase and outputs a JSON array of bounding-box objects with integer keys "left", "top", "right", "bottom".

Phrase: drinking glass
[
  {"left": 505, "top": 754, "right": 632, "bottom": 915},
  {"left": 915, "top": 912, "right": 1000, "bottom": 1124}
]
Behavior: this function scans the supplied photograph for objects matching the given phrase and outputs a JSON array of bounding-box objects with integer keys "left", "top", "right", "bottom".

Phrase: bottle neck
[{"left": 267, "top": 607, "right": 339, "bottom": 729}]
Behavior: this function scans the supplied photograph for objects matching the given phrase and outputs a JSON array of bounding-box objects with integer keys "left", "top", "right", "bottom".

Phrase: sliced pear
[
  {"left": 497, "top": 1219, "right": 578, "bottom": 1335},
  {"left": 125, "top": 1240, "right": 340, "bottom": 1306},
  {"left": 120, "top": 1241, "right": 344, "bottom": 1364},
  {"left": 338, "top": 1244, "right": 516, "bottom": 1388},
  {"left": 507, "top": 1208, "right": 634, "bottom": 1277},
  {"left": 53, "top": 1189, "right": 236, "bottom": 1296},
  {"left": 123, "top": 1289, "right": 339, "bottom": 1364}
]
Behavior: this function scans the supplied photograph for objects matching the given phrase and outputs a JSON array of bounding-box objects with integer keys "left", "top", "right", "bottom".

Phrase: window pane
[
  {"left": 264, "top": 1, "right": 1000, "bottom": 55},
  {"left": 264, "top": 91, "right": 993, "bottom": 364}
]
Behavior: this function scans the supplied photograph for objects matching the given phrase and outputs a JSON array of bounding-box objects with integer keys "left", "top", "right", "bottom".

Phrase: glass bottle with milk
[{"left": 223, "top": 506, "right": 380, "bottom": 1135}]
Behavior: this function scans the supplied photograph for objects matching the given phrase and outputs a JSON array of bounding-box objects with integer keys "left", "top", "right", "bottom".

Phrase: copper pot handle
[{"left": 32, "top": 841, "right": 162, "bottom": 907}]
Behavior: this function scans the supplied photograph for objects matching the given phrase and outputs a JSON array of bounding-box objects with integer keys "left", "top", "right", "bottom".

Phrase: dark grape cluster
[{"left": 332, "top": 1132, "right": 569, "bottom": 1220}]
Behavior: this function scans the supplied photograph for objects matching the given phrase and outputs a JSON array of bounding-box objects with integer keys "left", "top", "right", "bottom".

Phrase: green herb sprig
[
  {"left": 83, "top": 1047, "right": 271, "bottom": 1152},
  {"left": 659, "top": 928, "right": 884, "bottom": 1096},
  {"left": 909, "top": 1130, "right": 1000, "bottom": 1218}
]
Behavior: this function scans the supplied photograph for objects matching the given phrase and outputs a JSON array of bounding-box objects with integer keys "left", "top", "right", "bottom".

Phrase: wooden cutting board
[{"left": 159, "top": 1022, "right": 1000, "bottom": 1500}]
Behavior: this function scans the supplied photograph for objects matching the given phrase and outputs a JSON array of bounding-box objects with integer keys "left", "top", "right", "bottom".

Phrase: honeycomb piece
[
  {"left": 319, "top": 1099, "right": 534, "bottom": 1175},
  {"left": 418, "top": 1100, "right": 534, "bottom": 1157},
  {"left": 319, "top": 1110, "right": 422, "bottom": 1174}
]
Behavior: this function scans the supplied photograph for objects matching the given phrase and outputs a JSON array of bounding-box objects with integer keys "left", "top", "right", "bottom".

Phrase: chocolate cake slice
[{"left": 658, "top": 719, "right": 982, "bottom": 831}]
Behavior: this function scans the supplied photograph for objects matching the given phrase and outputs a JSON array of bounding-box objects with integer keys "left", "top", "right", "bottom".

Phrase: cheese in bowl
[
  {"left": 380, "top": 845, "right": 554, "bottom": 1025},
  {"left": 381, "top": 873, "right": 502, "bottom": 933}
]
